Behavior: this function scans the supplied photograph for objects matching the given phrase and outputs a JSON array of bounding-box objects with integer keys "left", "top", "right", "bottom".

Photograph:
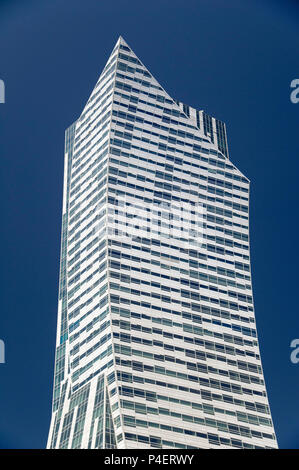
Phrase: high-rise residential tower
[{"left": 47, "top": 37, "right": 277, "bottom": 449}]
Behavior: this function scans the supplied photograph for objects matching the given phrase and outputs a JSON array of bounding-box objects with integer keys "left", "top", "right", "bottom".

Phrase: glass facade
[{"left": 47, "top": 36, "right": 277, "bottom": 449}]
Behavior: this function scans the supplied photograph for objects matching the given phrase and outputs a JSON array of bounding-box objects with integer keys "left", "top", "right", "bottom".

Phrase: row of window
[
  {"left": 115, "top": 398, "right": 272, "bottom": 432},
  {"left": 114, "top": 383, "right": 269, "bottom": 417},
  {"left": 109, "top": 138, "right": 248, "bottom": 193},
  {"left": 108, "top": 235, "right": 250, "bottom": 272},
  {"left": 110, "top": 284, "right": 255, "bottom": 336},
  {"left": 109, "top": 158, "right": 248, "bottom": 206},
  {"left": 108, "top": 246, "right": 250, "bottom": 282},
  {"left": 69, "top": 301, "right": 108, "bottom": 338},
  {"left": 70, "top": 145, "right": 108, "bottom": 201},
  {"left": 78, "top": 54, "right": 117, "bottom": 124},
  {"left": 107, "top": 204, "right": 249, "bottom": 252},
  {"left": 111, "top": 109, "right": 237, "bottom": 174},
  {"left": 108, "top": 371, "right": 269, "bottom": 418},
  {"left": 108, "top": 191, "right": 250, "bottom": 262},
  {"left": 109, "top": 262, "right": 251, "bottom": 303},
  {"left": 113, "top": 341, "right": 262, "bottom": 386},
  {"left": 109, "top": 269, "right": 253, "bottom": 310},
  {"left": 110, "top": 305, "right": 257, "bottom": 350},
  {"left": 74, "top": 84, "right": 113, "bottom": 148},
  {"left": 71, "top": 137, "right": 108, "bottom": 182},
  {"left": 121, "top": 431, "right": 273, "bottom": 449},
  {"left": 108, "top": 153, "right": 248, "bottom": 216},
  {"left": 110, "top": 293, "right": 256, "bottom": 347}
]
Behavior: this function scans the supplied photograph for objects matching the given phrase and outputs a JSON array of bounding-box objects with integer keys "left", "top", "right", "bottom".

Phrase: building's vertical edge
[
  {"left": 104, "top": 37, "right": 128, "bottom": 449},
  {"left": 47, "top": 123, "right": 76, "bottom": 448}
]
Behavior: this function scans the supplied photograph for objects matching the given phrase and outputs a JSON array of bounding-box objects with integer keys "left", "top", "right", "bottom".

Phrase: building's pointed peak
[
  {"left": 114, "top": 37, "right": 196, "bottom": 118},
  {"left": 117, "top": 35, "right": 130, "bottom": 48},
  {"left": 111, "top": 35, "right": 133, "bottom": 53},
  {"left": 79, "top": 37, "right": 229, "bottom": 164},
  {"left": 118, "top": 35, "right": 125, "bottom": 43}
]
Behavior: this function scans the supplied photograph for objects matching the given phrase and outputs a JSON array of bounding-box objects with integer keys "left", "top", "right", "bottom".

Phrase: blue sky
[{"left": 0, "top": 0, "right": 298, "bottom": 448}]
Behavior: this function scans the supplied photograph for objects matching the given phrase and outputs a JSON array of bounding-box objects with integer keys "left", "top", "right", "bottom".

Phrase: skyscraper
[{"left": 47, "top": 36, "right": 277, "bottom": 449}]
